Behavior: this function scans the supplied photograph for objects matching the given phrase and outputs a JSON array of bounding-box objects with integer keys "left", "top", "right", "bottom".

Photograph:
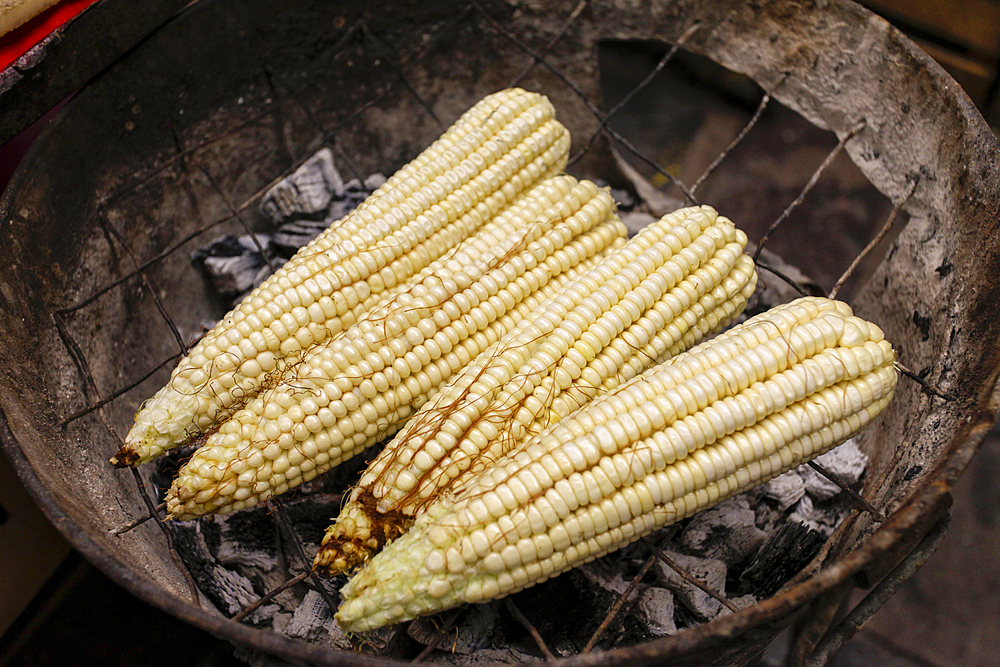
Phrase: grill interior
[{"left": 2, "top": 1, "right": 998, "bottom": 665}]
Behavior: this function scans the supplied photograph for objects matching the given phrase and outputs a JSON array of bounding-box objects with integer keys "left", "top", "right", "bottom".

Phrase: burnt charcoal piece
[
  {"left": 191, "top": 233, "right": 278, "bottom": 298},
  {"left": 654, "top": 550, "right": 728, "bottom": 620},
  {"left": 800, "top": 438, "right": 868, "bottom": 501},
  {"left": 679, "top": 497, "right": 768, "bottom": 567},
  {"left": 218, "top": 506, "right": 280, "bottom": 555},
  {"left": 150, "top": 445, "right": 201, "bottom": 503},
  {"left": 171, "top": 522, "right": 276, "bottom": 623},
  {"left": 273, "top": 494, "right": 344, "bottom": 546},
  {"left": 260, "top": 148, "right": 345, "bottom": 223},
  {"left": 497, "top": 569, "right": 617, "bottom": 656},
  {"left": 736, "top": 522, "right": 827, "bottom": 597},
  {"left": 762, "top": 470, "right": 807, "bottom": 510},
  {"left": 633, "top": 587, "right": 677, "bottom": 637},
  {"left": 788, "top": 495, "right": 850, "bottom": 538},
  {"left": 408, "top": 603, "right": 499, "bottom": 655}
]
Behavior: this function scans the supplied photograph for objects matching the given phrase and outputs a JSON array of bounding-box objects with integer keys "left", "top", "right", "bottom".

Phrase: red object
[{"left": 0, "top": 0, "right": 100, "bottom": 71}]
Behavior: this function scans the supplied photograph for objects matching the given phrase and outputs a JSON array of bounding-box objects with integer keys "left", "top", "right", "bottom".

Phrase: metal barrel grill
[{"left": 1, "top": 0, "right": 998, "bottom": 665}]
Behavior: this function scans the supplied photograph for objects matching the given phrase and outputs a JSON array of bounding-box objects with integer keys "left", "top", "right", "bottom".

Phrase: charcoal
[
  {"left": 343, "top": 177, "right": 365, "bottom": 192},
  {"left": 326, "top": 198, "right": 360, "bottom": 221},
  {"left": 217, "top": 506, "right": 279, "bottom": 555},
  {"left": 580, "top": 564, "right": 632, "bottom": 596},
  {"left": 679, "top": 496, "right": 768, "bottom": 566},
  {"left": 788, "top": 495, "right": 849, "bottom": 537},
  {"left": 191, "top": 233, "right": 245, "bottom": 258},
  {"left": 762, "top": 470, "right": 807, "bottom": 510},
  {"left": 737, "top": 521, "right": 827, "bottom": 597},
  {"left": 610, "top": 186, "right": 637, "bottom": 211},
  {"left": 499, "top": 569, "right": 616, "bottom": 655},
  {"left": 324, "top": 179, "right": 378, "bottom": 223},
  {"left": 270, "top": 611, "right": 292, "bottom": 635},
  {"left": 409, "top": 603, "right": 499, "bottom": 654},
  {"left": 654, "top": 550, "right": 728, "bottom": 620},
  {"left": 215, "top": 516, "right": 278, "bottom": 571},
  {"left": 286, "top": 590, "right": 352, "bottom": 649},
  {"left": 192, "top": 233, "right": 277, "bottom": 298},
  {"left": 751, "top": 495, "right": 790, "bottom": 538},
  {"left": 260, "top": 148, "right": 344, "bottom": 223},
  {"left": 171, "top": 521, "right": 277, "bottom": 623},
  {"left": 800, "top": 438, "right": 868, "bottom": 501},
  {"left": 635, "top": 587, "right": 677, "bottom": 636}
]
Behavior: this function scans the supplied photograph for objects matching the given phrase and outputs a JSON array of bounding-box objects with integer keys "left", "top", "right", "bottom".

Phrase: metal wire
[{"left": 47, "top": 1, "right": 956, "bottom": 660}]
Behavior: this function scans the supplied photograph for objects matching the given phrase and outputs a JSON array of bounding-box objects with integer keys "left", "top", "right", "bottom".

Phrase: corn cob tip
[
  {"left": 335, "top": 504, "right": 458, "bottom": 632},
  {"left": 115, "top": 390, "right": 202, "bottom": 467},
  {"left": 109, "top": 448, "right": 139, "bottom": 468},
  {"left": 313, "top": 487, "right": 414, "bottom": 576}
]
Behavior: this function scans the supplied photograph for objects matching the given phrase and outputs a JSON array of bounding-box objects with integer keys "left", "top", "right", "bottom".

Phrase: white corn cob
[
  {"left": 164, "top": 177, "right": 627, "bottom": 519},
  {"left": 335, "top": 296, "right": 898, "bottom": 631},
  {"left": 114, "top": 88, "right": 570, "bottom": 467},
  {"left": 316, "top": 206, "right": 757, "bottom": 575}
]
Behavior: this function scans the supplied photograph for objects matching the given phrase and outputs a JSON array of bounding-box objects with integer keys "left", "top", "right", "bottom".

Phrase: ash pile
[{"left": 158, "top": 149, "right": 869, "bottom": 662}]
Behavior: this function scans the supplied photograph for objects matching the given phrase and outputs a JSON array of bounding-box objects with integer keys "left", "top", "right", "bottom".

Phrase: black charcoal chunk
[
  {"left": 788, "top": 495, "right": 850, "bottom": 538},
  {"left": 287, "top": 590, "right": 334, "bottom": 642},
  {"left": 425, "top": 647, "right": 537, "bottom": 664},
  {"left": 409, "top": 603, "right": 498, "bottom": 654},
  {"left": 191, "top": 233, "right": 277, "bottom": 298},
  {"left": 635, "top": 587, "right": 677, "bottom": 636},
  {"left": 499, "top": 569, "right": 616, "bottom": 655},
  {"left": 762, "top": 470, "right": 806, "bottom": 510},
  {"left": 261, "top": 148, "right": 344, "bottom": 223},
  {"left": 654, "top": 550, "right": 728, "bottom": 620},
  {"left": 171, "top": 522, "right": 277, "bottom": 623},
  {"left": 737, "top": 521, "right": 827, "bottom": 597},
  {"left": 365, "top": 173, "right": 388, "bottom": 191},
  {"left": 801, "top": 438, "right": 868, "bottom": 501},
  {"left": 679, "top": 497, "right": 768, "bottom": 566},
  {"left": 580, "top": 564, "right": 631, "bottom": 596}
]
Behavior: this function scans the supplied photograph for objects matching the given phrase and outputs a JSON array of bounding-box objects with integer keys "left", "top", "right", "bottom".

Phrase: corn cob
[
  {"left": 113, "top": 88, "right": 571, "bottom": 467},
  {"left": 335, "top": 296, "right": 898, "bottom": 631},
  {"left": 315, "top": 206, "right": 757, "bottom": 575},
  {"left": 164, "top": 177, "right": 627, "bottom": 519}
]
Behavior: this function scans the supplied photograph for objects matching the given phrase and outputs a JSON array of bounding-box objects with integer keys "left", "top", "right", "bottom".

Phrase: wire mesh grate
[{"left": 43, "top": 0, "right": 957, "bottom": 661}]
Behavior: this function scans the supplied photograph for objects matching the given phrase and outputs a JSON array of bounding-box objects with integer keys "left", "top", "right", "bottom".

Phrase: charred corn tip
[
  {"left": 122, "top": 88, "right": 571, "bottom": 467},
  {"left": 334, "top": 296, "right": 897, "bottom": 632},
  {"left": 319, "top": 205, "right": 757, "bottom": 574}
]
